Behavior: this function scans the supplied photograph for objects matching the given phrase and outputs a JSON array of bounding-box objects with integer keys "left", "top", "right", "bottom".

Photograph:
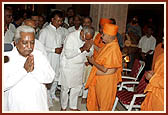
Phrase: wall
[{"left": 90, "top": 4, "right": 128, "bottom": 34}]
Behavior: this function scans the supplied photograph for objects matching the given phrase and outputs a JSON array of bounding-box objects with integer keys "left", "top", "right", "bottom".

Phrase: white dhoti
[{"left": 82, "top": 65, "right": 92, "bottom": 98}]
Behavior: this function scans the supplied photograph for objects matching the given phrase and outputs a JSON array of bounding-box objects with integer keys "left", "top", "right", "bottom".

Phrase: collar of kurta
[
  {"left": 72, "top": 25, "right": 83, "bottom": 30},
  {"left": 49, "top": 22, "right": 61, "bottom": 30},
  {"left": 145, "top": 35, "right": 153, "bottom": 39}
]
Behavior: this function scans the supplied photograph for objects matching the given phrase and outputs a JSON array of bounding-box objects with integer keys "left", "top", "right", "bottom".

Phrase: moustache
[{"left": 24, "top": 48, "right": 33, "bottom": 52}]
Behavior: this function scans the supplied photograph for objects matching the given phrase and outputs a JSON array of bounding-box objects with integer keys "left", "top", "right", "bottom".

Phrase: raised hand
[
  {"left": 86, "top": 56, "right": 94, "bottom": 65},
  {"left": 24, "top": 54, "right": 34, "bottom": 72},
  {"left": 55, "top": 47, "right": 63, "bottom": 54},
  {"left": 82, "top": 40, "right": 93, "bottom": 52}
]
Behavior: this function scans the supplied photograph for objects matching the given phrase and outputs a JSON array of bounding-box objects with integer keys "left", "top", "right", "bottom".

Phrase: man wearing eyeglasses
[{"left": 39, "top": 10, "right": 65, "bottom": 108}]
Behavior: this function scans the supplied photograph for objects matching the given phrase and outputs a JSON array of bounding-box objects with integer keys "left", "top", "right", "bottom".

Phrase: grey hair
[
  {"left": 14, "top": 25, "right": 35, "bottom": 43},
  {"left": 83, "top": 26, "right": 95, "bottom": 37}
]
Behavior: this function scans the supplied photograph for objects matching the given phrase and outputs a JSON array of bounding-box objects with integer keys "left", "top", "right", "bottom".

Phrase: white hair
[
  {"left": 83, "top": 26, "right": 95, "bottom": 37},
  {"left": 14, "top": 25, "right": 35, "bottom": 43}
]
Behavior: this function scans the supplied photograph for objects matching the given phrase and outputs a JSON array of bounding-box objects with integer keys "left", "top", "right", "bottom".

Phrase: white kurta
[
  {"left": 39, "top": 23, "right": 62, "bottom": 81},
  {"left": 64, "top": 17, "right": 69, "bottom": 26},
  {"left": 59, "top": 30, "right": 93, "bottom": 88},
  {"left": 4, "top": 23, "right": 15, "bottom": 43},
  {"left": 42, "top": 22, "right": 49, "bottom": 29},
  {"left": 3, "top": 47, "right": 55, "bottom": 112},
  {"left": 138, "top": 35, "right": 156, "bottom": 55},
  {"left": 68, "top": 26, "right": 83, "bottom": 33},
  {"left": 34, "top": 39, "right": 47, "bottom": 57}
]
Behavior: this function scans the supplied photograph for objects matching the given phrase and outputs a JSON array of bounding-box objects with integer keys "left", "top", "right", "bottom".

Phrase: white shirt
[
  {"left": 38, "top": 23, "right": 62, "bottom": 81},
  {"left": 138, "top": 35, "right": 156, "bottom": 55},
  {"left": 64, "top": 17, "right": 69, "bottom": 26},
  {"left": 59, "top": 30, "right": 93, "bottom": 88},
  {"left": 68, "top": 25, "right": 83, "bottom": 33},
  {"left": 4, "top": 23, "right": 15, "bottom": 43},
  {"left": 42, "top": 22, "right": 49, "bottom": 29},
  {"left": 4, "top": 47, "right": 55, "bottom": 111}
]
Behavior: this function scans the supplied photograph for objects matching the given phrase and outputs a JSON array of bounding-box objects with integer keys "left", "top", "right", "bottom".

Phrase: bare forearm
[
  {"left": 96, "top": 68, "right": 117, "bottom": 76},
  {"left": 89, "top": 57, "right": 117, "bottom": 75},
  {"left": 94, "top": 45, "right": 99, "bottom": 52},
  {"left": 92, "top": 61, "right": 107, "bottom": 73}
]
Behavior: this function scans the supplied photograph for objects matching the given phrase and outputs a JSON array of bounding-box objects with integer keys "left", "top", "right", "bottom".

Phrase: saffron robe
[
  {"left": 151, "top": 43, "right": 164, "bottom": 70},
  {"left": 93, "top": 33, "right": 105, "bottom": 60},
  {"left": 85, "top": 39, "right": 122, "bottom": 111},
  {"left": 141, "top": 53, "right": 164, "bottom": 111}
]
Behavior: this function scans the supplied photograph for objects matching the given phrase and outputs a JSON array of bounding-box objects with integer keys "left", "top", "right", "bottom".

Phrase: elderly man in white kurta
[
  {"left": 38, "top": 10, "right": 64, "bottom": 107},
  {"left": 59, "top": 26, "right": 95, "bottom": 111},
  {"left": 68, "top": 15, "right": 83, "bottom": 33},
  {"left": 3, "top": 25, "right": 55, "bottom": 112},
  {"left": 80, "top": 16, "right": 99, "bottom": 104}
]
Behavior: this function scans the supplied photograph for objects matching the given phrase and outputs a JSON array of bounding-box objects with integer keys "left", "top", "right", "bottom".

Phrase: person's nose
[{"left": 27, "top": 42, "right": 31, "bottom": 48}]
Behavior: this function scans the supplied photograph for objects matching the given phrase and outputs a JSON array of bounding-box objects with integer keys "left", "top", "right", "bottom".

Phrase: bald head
[{"left": 23, "top": 19, "right": 36, "bottom": 29}]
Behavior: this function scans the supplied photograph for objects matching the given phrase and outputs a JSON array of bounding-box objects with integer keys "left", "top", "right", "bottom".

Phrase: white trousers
[
  {"left": 60, "top": 85, "right": 82, "bottom": 109},
  {"left": 82, "top": 83, "right": 88, "bottom": 98},
  {"left": 47, "top": 81, "right": 58, "bottom": 107}
]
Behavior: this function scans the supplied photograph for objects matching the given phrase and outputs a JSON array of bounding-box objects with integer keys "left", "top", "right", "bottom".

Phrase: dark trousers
[
  {"left": 144, "top": 54, "right": 153, "bottom": 71},
  {"left": 138, "top": 54, "right": 153, "bottom": 81}
]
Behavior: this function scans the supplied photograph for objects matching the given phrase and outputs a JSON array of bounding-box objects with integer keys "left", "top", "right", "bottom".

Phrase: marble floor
[{"left": 49, "top": 90, "right": 127, "bottom": 112}]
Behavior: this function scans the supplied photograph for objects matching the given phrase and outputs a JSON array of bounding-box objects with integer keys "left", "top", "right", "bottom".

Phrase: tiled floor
[{"left": 49, "top": 90, "right": 127, "bottom": 111}]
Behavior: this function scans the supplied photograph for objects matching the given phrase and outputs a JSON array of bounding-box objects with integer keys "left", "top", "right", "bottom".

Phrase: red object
[{"left": 117, "top": 73, "right": 148, "bottom": 105}]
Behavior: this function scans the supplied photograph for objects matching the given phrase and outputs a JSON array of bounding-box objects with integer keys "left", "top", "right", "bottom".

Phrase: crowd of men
[{"left": 4, "top": 5, "right": 164, "bottom": 112}]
